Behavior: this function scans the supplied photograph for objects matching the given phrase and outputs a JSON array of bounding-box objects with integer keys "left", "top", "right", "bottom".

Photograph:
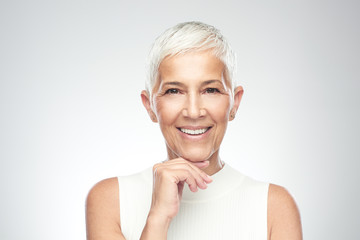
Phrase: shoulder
[
  {"left": 267, "top": 184, "right": 302, "bottom": 240},
  {"left": 86, "top": 177, "right": 124, "bottom": 239},
  {"left": 86, "top": 177, "right": 119, "bottom": 211},
  {"left": 86, "top": 177, "right": 119, "bottom": 206}
]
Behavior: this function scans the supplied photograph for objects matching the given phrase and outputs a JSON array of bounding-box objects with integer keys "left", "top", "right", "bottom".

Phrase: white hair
[{"left": 146, "top": 21, "right": 237, "bottom": 95}]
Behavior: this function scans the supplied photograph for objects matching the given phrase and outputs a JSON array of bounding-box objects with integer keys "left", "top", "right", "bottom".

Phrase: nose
[{"left": 182, "top": 93, "right": 206, "bottom": 119}]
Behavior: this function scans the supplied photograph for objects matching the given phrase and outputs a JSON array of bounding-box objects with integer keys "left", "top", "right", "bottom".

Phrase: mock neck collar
[{"left": 181, "top": 163, "right": 245, "bottom": 203}]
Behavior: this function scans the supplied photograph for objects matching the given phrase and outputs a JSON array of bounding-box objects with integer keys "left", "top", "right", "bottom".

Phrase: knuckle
[
  {"left": 184, "top": 169, "right": 191, "bottom": 175},
  {"left": 152, "top": 163, "right": 160, "bottom": 171},
  {"left": 158, "top": 168, "right": 170, "bottom": 177},
  {"left": 186, "top": 175, "right": 195, "bottom": 183},
  {"left": 153, "top": 164, "right": 164, "bottom": 176}
]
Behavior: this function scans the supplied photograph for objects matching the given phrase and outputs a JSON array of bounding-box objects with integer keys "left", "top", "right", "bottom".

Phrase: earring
[{"left": 231, "top": 112, "right": 235, "bottom": 119}]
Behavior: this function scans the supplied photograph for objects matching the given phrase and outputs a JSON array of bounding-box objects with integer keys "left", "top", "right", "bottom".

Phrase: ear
[
  {"left": 229, "top": 86, "right": 244, "bottom": 121},
  {"left": 141, "top": 90, "right": 158, "bottom": 123}
]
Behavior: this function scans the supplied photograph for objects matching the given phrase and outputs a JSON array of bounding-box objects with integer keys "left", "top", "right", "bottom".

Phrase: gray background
[{"left": 1, "top": 0, "right": 359, "bottom": 239}]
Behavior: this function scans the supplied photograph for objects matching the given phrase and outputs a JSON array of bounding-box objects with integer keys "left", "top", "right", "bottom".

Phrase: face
[{"left": 142, "top": 51, "right": 243, "bottom": 163}]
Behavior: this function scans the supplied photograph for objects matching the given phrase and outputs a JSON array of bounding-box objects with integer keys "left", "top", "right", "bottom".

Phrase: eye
[
  {"left": 165, "top": 88, "right": 180, "bottom": 94},
  {"left": 205, "top": 88, "right": 220, "bottom": 94}
]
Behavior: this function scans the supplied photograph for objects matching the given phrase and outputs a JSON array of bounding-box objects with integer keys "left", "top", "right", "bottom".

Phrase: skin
[
  {"left": 85, "top": 51, "right": 302, "bottom": 240},
  {"left": 143, "top": 51, "right": 243, "bottom": 175}
]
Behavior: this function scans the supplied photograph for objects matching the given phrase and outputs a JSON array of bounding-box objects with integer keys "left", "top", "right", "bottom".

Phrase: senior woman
[{"left": 86, "top": 22, "right": 302, "bottom": 240}]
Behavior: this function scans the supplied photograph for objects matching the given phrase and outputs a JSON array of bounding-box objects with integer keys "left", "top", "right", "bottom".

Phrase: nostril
[{"left": 182, "top": 110, "right": 205, "bottom": 119}]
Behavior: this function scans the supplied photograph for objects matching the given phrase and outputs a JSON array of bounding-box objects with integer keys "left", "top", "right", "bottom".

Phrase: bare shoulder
[
  {"left": 86, "top": 177, "right": 125, "bottom": 240},
  {"left": 267, "top": 184, "right": 303, "bottom": 240}
]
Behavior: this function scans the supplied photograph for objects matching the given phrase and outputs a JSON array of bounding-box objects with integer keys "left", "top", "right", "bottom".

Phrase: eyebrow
[
  {"left": 201, "top": 79, "right": 223, "bottom": 86},
  {"left": 161, "top": 79, "right": 223, "bottom": 88},
  {"left": 161, "top": 81, "right": 185, "bottom": 87}
]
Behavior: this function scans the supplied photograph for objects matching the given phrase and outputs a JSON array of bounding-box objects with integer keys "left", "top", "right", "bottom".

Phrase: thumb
[{"left": 191, "top": 160, "right": 210, "bottom": 169}]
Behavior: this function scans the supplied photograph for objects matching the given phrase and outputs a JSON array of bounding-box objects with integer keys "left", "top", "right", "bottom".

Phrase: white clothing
[{"left": 117, "top": 163, "right": 269, "bottom": 240}]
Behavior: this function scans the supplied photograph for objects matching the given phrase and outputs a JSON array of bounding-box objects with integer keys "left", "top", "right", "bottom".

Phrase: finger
[
  {"left": 173, "top": 169, "right": 198, "bottom": 192},
  {"left": 183, "top": 161, "right": 213, "bottom": 184},
  {"left": 162, "top": 157, "right": 210, "bottom": 174},
  {"left": 154, "top": 159, "right": 212, "bottom": 186},
  {"left": 156, "top": 163, "right": 209, "bottom": 190},
  {"left": 177, "top": 165, "right": 209, "bottom": 190},
  {"left": 190, "top": 160, "right": 210, "bottom": 169},
  {"left": 165, "top": 158, "right": 210, "bottom": 177},
  {"left": 161, "top": 158, "right": 208, "bottom": 168},
  {"left": 178, "top": 181, "right": 185, "bottom": 196}
]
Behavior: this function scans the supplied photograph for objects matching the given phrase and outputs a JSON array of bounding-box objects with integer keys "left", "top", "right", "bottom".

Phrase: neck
[{"left": 203, "top": 152, "right": 224, "bottom": 176}]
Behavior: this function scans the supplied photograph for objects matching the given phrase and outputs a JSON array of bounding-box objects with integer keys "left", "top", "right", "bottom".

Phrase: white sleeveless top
[{"left": 118, "top": 163, "right": 269, "bottom": 240}]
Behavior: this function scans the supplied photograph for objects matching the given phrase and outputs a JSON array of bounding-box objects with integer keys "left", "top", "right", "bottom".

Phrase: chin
[{"left": 178, "top": 148, "right": 214, "bottom": 163}]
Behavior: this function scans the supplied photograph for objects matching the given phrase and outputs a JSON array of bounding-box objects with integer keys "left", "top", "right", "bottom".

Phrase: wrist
[
  {"left": 140, "top": 212, "right": 172, "bottom": 240},
  {"left": 147, "top": 211, "right": 172, "bottom": 229}
]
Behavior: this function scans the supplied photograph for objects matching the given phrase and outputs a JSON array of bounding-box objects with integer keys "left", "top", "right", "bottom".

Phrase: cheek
[
  {"left": 155, "top": 97, "right": 184, "bottom": 124},
  {"left": 205, "top": 96, "right": 231, "bottom": 120}
]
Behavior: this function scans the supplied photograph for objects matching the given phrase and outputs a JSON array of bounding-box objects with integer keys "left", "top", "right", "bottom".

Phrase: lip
[
  {"left": 177, "top": 125, "right": 212, "bottom": 130},
  {"left": 176, "top": 126, "right": 212, "bottom": 141}
]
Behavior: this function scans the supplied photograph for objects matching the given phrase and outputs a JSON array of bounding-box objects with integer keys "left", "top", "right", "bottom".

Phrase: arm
[
  {"left": 85, "top": 177, "right": 169, "bottom": 240},
  {"left": 267, "top": 184, "right": 303, "bottom": 240},
  {"left": 86, "top": 159, "right": 211, "bottom": 240},
  {"left": 86, "top": 177, "right": 125, "bottom": 240},
  {"left": 139, "top": 212, "right": 172, "bottom": 239},
  {"left": 140, "top": 159, "right": 212, "bottom": 240}
]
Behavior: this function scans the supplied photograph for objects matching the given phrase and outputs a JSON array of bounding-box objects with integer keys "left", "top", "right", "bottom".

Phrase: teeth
[{"left": 180, "top": 128, "right": 209, "bottom": 135}]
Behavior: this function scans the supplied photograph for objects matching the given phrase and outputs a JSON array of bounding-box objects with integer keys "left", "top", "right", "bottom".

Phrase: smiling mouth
[{"left": 178, "top": 127, "right": 211, "bottom": 135}]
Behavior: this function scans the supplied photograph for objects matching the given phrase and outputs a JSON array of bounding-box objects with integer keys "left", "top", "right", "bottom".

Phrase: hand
[{"left": 149, "top": 158, "right": 213, "bottom": 221}]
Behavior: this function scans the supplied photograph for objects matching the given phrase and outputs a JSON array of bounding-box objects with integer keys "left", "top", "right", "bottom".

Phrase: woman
[{"left": 86, "top": 21, "right": 302, "bottom": 240}]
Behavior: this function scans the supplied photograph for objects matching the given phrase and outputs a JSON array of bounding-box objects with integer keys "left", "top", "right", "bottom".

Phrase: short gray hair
[{"left": 146, "top": 21, "right": 237, "bottom": 95}]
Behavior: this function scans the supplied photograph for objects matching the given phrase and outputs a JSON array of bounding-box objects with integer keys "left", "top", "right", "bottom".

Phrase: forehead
[{"left": 158, "top": 51, "right": 225, "bottom": 83}]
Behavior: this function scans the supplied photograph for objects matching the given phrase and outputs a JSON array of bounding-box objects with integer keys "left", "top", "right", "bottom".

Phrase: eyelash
[
  {"left": 164, "top": 88, "right": 220, "bottom": 95},
  {"left": 205, "top": 88, "right": 220, "bottom": 94},
  {"left": 164, "top": 88, "right": 180, "bottom": 94}
]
